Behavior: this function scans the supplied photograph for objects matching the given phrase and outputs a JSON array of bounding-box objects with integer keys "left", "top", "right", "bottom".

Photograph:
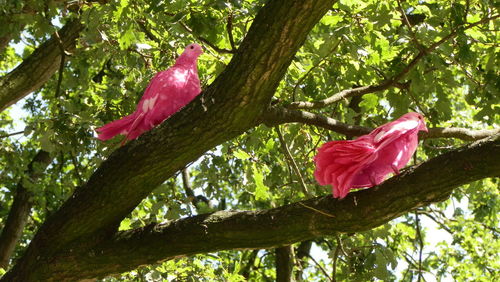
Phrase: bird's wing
[
  {"left": 314, "top": 137, "right": 377, "bottom": 198},
  {"left": 136, "top": 68, "right": 177, "bottom": 111},
  {"left": 136, "top": 67, "right": 189, "bottom": 119},
  {"left": 370, "top": 118, "right": 419, "bottom": 149}
]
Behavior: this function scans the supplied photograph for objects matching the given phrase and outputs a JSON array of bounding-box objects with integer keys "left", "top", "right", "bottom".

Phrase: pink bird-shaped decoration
[
  {"left": 314, "top": 112, "right": 428, "bottom": 199},
  {"left": 96, "top": 43, "right": 203, "bottom": 142}
]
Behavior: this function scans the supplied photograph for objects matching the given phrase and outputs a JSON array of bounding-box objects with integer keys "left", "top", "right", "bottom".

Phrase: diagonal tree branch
[
  {"left": 0, "top": 150, "right": 53, "bottom": 269},
  {"left": 3, "top": 1, "right": 337, "bottom": 280},
  {"left": 0, "top": 18, "right": 83, "bottom": 112},
  {"left": 287, "top": 14, "right": 499, "bottom": 110},
  {"left": 262, "top": 106, "right": 500, "bottom": 141},
  {"left": 20, "top": 133, "right": 499, "bottom": 280}
]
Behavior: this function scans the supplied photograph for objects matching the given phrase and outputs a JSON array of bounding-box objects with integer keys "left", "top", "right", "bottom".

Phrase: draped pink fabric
[{"left": 314, "top": 112, "right": 428, "bottom": 198}]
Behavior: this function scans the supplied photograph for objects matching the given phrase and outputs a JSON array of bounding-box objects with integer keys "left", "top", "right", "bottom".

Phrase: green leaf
[
  {"left": 359, "top": 93, "right": 379, "bottom": 111},
  {"left": 118, "top": 26, "right": 137, "bottom": 50},
  {"left": 234, "top": 149, "right": 251, "bottom": 160},
  {"left": 119, "top": 218, "right": 131, "bottom": 231},
  {"left": 252, "top": 164, "right": 270, "bottom": 201},
  {"left": 39, "top": 130, "right": 55, "bottom": 153},
  {"left": 374, "top": 250, "right": 389, "bottom": 280}
]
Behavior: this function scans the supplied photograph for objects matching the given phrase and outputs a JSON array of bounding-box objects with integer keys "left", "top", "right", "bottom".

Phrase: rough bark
[
  {"left": 4, "top": 134, "right": 497, "bottom": 280},
  {"left": 3, "top": 0, "right": 336, "bottom": 280},
  {"left": 0, "top": 18, "right": 83, "bottom": 112},
  {"left": 0, "top": 150, "right": 52, "bottom": 269},
  {"left": 276, "top": 246, "right": 295, "bottom": 282},
  {"left": 0, "top": 36, "right": 12, "bottom": 53}
]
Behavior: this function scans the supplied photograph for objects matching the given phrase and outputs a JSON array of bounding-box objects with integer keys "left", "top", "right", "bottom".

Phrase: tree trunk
[{"left": 276, "top": 246, "right": 295, "bottom": 282}]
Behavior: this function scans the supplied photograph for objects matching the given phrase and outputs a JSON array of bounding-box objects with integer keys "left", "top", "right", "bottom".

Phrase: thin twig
[
  {"left": 0, "top": 130, "right": 25, "bottom": 139},
  {"left": 397, "top": 0, "right": 425, "bottom": 52},
  {"left": 415, "top": 212, "right": 424, "bottom": 282},
  {"left": 332, "top": 235, "right": 343, "bottom": 282},
  {"left": 305, "top": 126, "right": 326, "bottom": 159},
  {"left": 335, "top": 234, "right": 348, "bottom": 257},
  {"left": 418, "top": 211, "right": 452, "bottom": 233},
  {"left": 275, "top": 126, "right": 310, "bottom": 196},
  {"left": 305, "top": 253, "right": 333, "bottom": 281},
  {"left": 137, "top": 19, "right": 161, "bottom": 43},
  {"left": 298, "top": 202, "right": 335, "bottom": 218},
  {"left": 423, "top": 142, "right": 455, "bottom": 150},
  {"left": 292, "top": 39, "right": 341, "bottom": 101},
  {"left": 182, "top": 167, "right": 210, "bottom": 211},
  {"left": 178, "top": 21, "right": 235, "bottom": 54},
  {"left": 53, "top": 30, "right": 69, "bottom": 98},
  {"left": 405, "top": 88, "right": 430, "bottom": 118},
  {"left": 226, "top": 12, "right": 236, "bottom": 51},
  {"left": 71, "top": 153, "right": 84, "bottom": 186}
]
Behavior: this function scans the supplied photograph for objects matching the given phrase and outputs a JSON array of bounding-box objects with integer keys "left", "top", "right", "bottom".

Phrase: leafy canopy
[{"left": 0, "top": 0, "right": 498, "bottom": 280}]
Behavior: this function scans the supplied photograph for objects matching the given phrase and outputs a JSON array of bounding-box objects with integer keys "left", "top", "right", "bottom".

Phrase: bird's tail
[
  {"left": 96, "top": 113, "right": 136, "bottom": 141},
  {"left": 314, "top": 137, "right": 376, "bottom": 199}
]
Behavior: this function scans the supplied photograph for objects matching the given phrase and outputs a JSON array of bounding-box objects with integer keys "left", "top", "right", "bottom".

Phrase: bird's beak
[{"left": 421, "top": 122, "right": 429, "bottom": 133}]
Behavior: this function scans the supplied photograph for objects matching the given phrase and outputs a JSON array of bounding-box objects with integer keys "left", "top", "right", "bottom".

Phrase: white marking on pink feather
[
  {"left": 374, "top": 130, "right": 386, "bottom": 143},
  {"left": 142, "top": 99, "right": 150, "bottom": 112},
  {"left": 141, "top": 96, "right": 158, "bottom": 112},
  {"left": 393, "top": 119, "right": 419, "bottom": 131},
  {"left": 394, "top": 150, "right": 404, "bottom": 164},
  {"left": 374, "top": 120, "right": 419, "bottom": 143},
  {"left": 173, "top": 69, "right": 187, "bottom": 83},
  {"left": 150, "top": 96, "right": 158, "bottom": 109}
]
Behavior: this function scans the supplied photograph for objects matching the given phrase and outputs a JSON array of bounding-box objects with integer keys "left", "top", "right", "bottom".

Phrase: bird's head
[
  {"left": 185, "top": 43, "right": 203, "bottom": 58},
  {"left": 404, "top": 112, "right": 428, "bottom": 133}
]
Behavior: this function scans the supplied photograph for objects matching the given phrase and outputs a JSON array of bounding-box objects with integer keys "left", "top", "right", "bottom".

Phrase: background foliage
[{"left": 0, "top": 0, "right": 498, "bottom": 280}]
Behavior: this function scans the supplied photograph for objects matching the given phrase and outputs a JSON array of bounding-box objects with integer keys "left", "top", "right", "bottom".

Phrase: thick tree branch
[
  {"left": 422, "top": 127, "right": 500, "bottom": 141},
  {"left": 20, "top": 134, "right": 499, "bottom": 280},
  {"left": 287, "top": 14, "right": 499, "bottom": 110},
  {"left": 263, "top": 107, "right": 371, "bottom": 137},
  {"left": 0, "top": 150, "right": 53, "bottom": 269},
  {"left": 262, "top": 106, "right": 500, "bottom": 141},
  {"left": 4, "top": 1, "right": 336, "bottom": 280},
  {"left": 0, "top": 18, "right": 83, "bottom": 112}
]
